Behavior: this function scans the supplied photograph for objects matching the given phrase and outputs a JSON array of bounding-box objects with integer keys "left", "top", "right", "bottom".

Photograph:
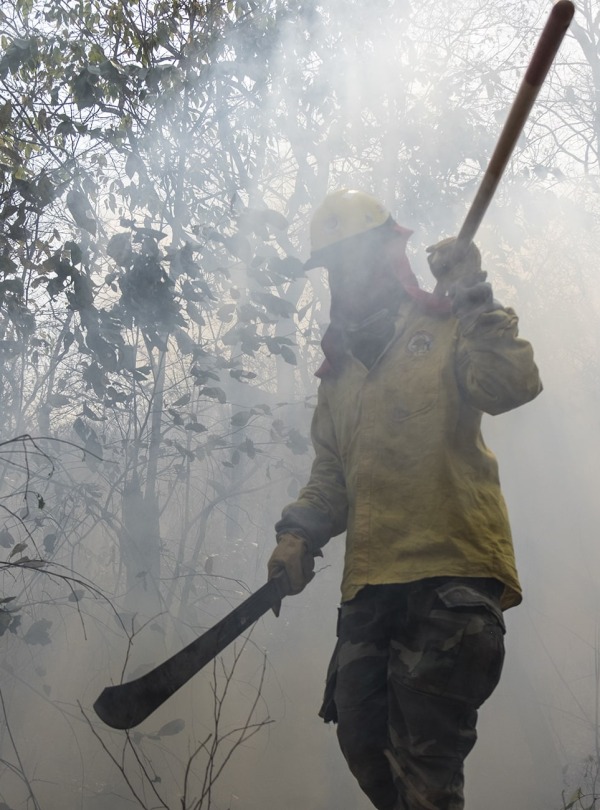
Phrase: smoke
[
  {"left": 1, "top": 0, "right": 598, "bottom": 807},
  {"left": 212, "top": 2, "right": 600, "bottom": 809}
]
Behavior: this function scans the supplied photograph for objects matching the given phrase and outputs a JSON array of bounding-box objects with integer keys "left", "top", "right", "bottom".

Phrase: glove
[
  {"left": 426, "top": 237, "right": 486, "bottom": 293},
  {"left": 267, "top": 533, "right": 315, "bottom": 597},
  {"left": 449, "top": 278, "right": 497, "bottom": 331}
]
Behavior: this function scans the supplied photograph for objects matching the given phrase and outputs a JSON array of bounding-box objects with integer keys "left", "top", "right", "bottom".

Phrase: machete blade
[{"left": 93, "top": 575, "right": 288, "bottom": 730}]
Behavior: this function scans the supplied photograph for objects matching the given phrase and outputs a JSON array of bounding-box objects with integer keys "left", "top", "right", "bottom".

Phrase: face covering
[{"left": 317, "top": 224, "right": 450, "bottom": 378}]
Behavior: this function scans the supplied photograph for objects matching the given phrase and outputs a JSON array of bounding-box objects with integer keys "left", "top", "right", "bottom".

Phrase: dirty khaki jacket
[{"left": 276, "top": 299, "right": 542, "bottom": 610}]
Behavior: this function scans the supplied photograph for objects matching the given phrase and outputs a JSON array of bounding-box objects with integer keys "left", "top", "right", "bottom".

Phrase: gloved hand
[
  {"left": 449, "top": 277, "right": 497, "bottom": 331},
  {"left": 267, "top": 533, "right": 315, "bottom": 597},
  {"left": 426, "top": 237, "right": 486, "bottom": 293}
]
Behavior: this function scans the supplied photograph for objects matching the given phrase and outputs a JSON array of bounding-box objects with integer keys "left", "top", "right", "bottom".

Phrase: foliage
[
  {"left": 0, "top": 0, "right": 598, "bottom": 806},
  {"left": 562, "top": 782, "right": 599, "bottom": 810},
  {"left": 83, "top": 634, "right": 271, "bottom": 810}
]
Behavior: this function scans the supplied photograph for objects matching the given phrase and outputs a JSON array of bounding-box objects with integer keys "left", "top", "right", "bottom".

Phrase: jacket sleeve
[
  {"left": 455, "top": 306, "right": 542, "bottom": 415},
  {"left": 275, "top": 383, "right": 348, "bottom": 553}
]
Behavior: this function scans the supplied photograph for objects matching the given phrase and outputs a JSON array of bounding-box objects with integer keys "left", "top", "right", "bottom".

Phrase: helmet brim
[{"left": 303, "top": 218, "right": 412, "bottom": 271}]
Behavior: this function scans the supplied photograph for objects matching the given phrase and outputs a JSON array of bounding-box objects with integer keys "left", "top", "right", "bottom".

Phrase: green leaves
[
  {"left": 73, "top": 416, "right": 104, "bottom": 469},
  {"left": 0, "top": 37, "right": 38, "bottom": 79},
  {"left": 153, "top": 718, "right": 185, "bottom": 738},
  {"left": 0, "top": 529, "right": 14, "bottom": 548},
  {"left": 72, "top": 67, "right": 100, "bottom": 110},
  {"left": 9, "top": 542, "right": 27, "bottom": 559},
  {"left": 200, "top": 386, "right": 227, "bottom": 404},
  {"left": 264, "top": 335, "right": 297, "bottom": 364},
  {"left": 66, "top": 189, "right": 97, "bottom": 235},
  {"left": 231, "top": 409, "right": 253, "bottom": 427},
  {"left": 42, "top": 533, "right": 57, "bottom": 554},
  {"left": 0, "top": 101, "right": 12, "bottom": 129},
  {"left": 184, "top": 421, "right": 206, "bottom": 433},
  {"left": 220, "top": 233, "right": 253, "bottom": 263},
  {"left": 107, "top": 232, "right": 133, "bottom": 267},
  {"left": 0, "top": 609, "right": 20, "bottom": 638},
  {"left": 23, "top": 618, "right": 52, "bottom": 645},
  {"left": 125, "top": 152, "right": 145, "bottom": 179},
  {"left": 237, "top": 206, "right": 289, "bottom": 237},
  {"left": 267, "top": 256, "right": 305, "bottom": 280},
  {"left": 253, "top": 292, "right": 296, "bottom": 319},
  {"left": 285, "top": 428, "right": 310, "bottom": 455}
]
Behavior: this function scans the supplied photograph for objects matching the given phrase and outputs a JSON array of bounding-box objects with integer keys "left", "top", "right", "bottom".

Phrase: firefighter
[{"left": 267, "top": 189, "right": 542, "bottom": 810}]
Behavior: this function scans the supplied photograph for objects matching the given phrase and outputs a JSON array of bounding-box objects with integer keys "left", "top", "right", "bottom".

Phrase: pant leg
[
  {"left": 386, "top": 685, "right": 478, "bottom": 810},
  {"left": 387, "top": 579, "right": 506, "bottom": 810},
  {"left": 334, "top": 589, "right": 399, "bottom": 810}
]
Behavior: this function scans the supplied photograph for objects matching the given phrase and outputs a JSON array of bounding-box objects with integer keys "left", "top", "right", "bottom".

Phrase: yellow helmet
[{"left": 308, "top": 190, "right": 391, "bottom": 263}]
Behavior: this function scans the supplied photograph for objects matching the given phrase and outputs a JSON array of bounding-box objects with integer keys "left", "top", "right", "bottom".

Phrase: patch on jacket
[{"left": 407, "top": 330, "right": 434, "bottom": 355}]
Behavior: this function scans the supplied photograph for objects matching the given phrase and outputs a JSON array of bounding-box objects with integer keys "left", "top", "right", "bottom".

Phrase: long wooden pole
[{"left": 454, "top": 0, "right": 575, "bottom": 256}]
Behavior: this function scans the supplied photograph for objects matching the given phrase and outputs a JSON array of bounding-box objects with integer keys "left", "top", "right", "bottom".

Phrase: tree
[{"left": 0, "top": 0, "right": 599, "bottom": 807}]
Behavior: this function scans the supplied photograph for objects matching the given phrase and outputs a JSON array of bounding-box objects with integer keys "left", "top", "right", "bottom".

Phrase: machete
[{"left": 93, "top": 573, "right": 290, "bottom": 730}]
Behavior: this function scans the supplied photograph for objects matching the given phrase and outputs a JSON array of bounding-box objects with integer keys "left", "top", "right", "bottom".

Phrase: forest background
[{"left": 0, "top": 0, "right": 599, "bottom": 808}]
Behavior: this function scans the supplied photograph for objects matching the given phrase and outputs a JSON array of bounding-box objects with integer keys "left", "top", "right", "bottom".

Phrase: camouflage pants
[{"left": 321, "top": 578, "right": 506, "bottom": 810}]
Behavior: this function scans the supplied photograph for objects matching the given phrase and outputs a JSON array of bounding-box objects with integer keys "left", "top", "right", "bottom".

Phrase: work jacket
[{"left": 276, "top": 297, "right": 542, "bottom": 610}]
